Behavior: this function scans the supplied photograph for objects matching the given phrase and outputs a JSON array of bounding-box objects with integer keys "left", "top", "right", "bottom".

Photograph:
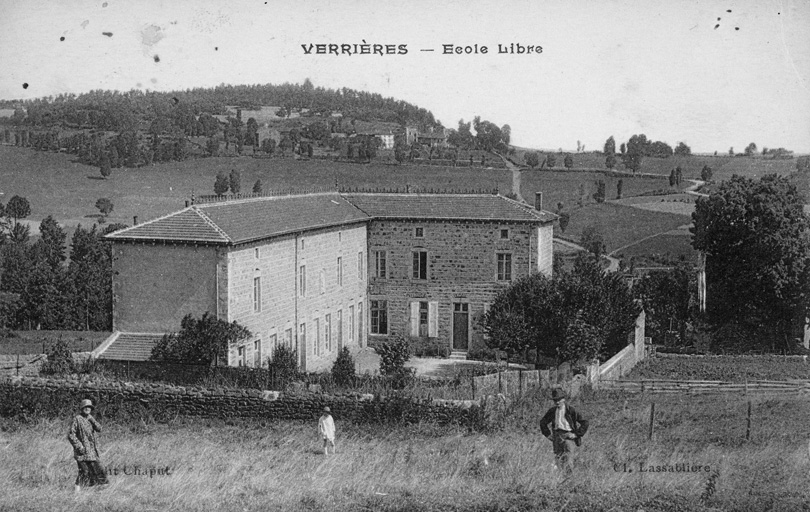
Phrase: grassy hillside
[
  {"left": 626, "top": 355, "right": 810, "bottom": 381},
  {"left": 0, "top": 145, "right": 512, "bottom": 228},
  {"left": 519, "top": 170, "right": 671, "bottom": 212},
  {"left": 562, "top": 203, "right": 690, "bottom": 253},
  {"left": 2, "top": 391, "right": 808, "bottom": 511},
  {"left": 511, "top": 149, "right": 797, "bottom": 181}
]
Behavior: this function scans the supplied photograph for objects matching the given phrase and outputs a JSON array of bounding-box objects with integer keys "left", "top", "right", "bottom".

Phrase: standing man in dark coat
[
  {"left": 68, "top": 399, "right": 109, "bottom": 491},
  {"left": 540, "top": 388, "right": 589, "bottom": 473}
]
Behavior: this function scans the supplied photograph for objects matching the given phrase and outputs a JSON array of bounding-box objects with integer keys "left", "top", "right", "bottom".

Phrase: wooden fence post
[
  {"left": 648, "top": 402, "right": 655, "bottom": 440},
  {"left": 746, "top": 401, "right": 752, "bottom": 441},
  {"left": 471, "top": 376, "right": 476, "bottom": 400},
  {"left": 519, "top": 368, "right": 523, "bottom": 397},
  {"left": 16, "top": 353, "right": 19, "bottom": 376},
  {"left": 498, "top": 368, "right": 502, "bottom": 394}
]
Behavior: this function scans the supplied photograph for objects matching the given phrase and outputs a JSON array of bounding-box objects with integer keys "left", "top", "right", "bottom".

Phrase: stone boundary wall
[{"left": 0, "top": 376, "right": 484, "bottom": 428}]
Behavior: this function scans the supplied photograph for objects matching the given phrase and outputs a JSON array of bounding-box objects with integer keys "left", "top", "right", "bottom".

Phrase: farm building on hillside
[{"left": 95, "top": 191, "right": 556, "bottom": 371}]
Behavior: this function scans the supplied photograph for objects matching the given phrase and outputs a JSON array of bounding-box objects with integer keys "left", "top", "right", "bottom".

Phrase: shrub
[
  {"left": 267, "top": 344, "right": 300, "bottom": 388},
  {"left": 376, "top": 334, "right": 411, "bottom": 376},
  {"left": 467, "top": 346, "right": 498, "bottom": 362},
  {"left": 40, "top": 337, "right": 75, "bottom": 376},
  {"left": 331, "top": 347, "right": 356, "bottom": 385}
]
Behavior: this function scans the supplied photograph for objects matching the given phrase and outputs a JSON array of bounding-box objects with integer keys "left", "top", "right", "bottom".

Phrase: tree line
[{"left": 0, "top": 196, "right": 121, "bottom": 331}]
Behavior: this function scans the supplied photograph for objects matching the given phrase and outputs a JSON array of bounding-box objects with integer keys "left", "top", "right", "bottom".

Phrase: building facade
[
  {"left": 343, "top": 193, "right": 554, "bottom": 353},
  {"left": 102, "top": 191, "right": 555, "bottom": 370}
]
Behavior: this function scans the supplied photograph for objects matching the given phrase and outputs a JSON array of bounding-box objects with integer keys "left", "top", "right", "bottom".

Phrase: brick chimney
[
  {"left": 133, "top": 216, "right": 138, "bottom": 226},
  {"left": 534, "top": 192, "right": 543, "bottom": 211}
]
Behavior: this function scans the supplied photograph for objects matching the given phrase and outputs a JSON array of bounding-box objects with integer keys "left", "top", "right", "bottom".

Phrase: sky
[{"left": 1, "top": 0, "right": 809, "bottom": 154}]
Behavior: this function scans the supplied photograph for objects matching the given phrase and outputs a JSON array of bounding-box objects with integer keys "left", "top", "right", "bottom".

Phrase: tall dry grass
[{"left": 1, "top": 390, "right": 808, "bottom": 511}]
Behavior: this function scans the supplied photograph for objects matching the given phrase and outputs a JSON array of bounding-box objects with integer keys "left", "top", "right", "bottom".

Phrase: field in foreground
[{"left": 1, "top": 390, "right": 808, "bottom": 511}]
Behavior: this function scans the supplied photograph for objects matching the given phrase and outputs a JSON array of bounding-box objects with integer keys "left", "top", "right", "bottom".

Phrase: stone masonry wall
[
  {"left": 366, "top": 219, "right": 545, "bottom": 352},
  {"left": 0, "top": 376, "right": 482, "bottom": 427},
  {"left": 225, "top": 223, "right": 367, "bottom": 372}
]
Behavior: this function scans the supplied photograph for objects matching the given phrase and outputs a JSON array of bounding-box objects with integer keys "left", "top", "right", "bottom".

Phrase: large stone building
[{"left": 97, "top": 191, "right": 556, "bottom": 371}]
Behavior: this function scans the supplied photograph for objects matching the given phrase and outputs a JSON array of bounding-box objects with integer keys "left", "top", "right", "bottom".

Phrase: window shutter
[
  {"left": 428, "top": 301, "right": 438, "bottom": 337},
  {"left": 409, "top": 301, "right": 419, "bottom": 337}
]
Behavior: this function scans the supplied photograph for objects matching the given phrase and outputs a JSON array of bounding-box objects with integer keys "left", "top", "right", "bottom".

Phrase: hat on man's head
[
  {"left": 323, "top": 406, "right": 331, "bottom": 413},
  {"left": 79, "top": 399, "right": 94, "bottom": 410},
  {"left": 551, "top": 388, "right": 566, "bottom": 401}
]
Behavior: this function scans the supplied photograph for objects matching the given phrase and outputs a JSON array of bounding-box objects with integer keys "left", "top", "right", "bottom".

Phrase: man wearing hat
[
  {"left": 539, "top": 388, "right": 589, "bottom": 473},
  {"left": 67, "top": 399, "right": 109, "bottom": 491},
  {"left": 318, "top": 406, "right": 336, "bottom": 455}
]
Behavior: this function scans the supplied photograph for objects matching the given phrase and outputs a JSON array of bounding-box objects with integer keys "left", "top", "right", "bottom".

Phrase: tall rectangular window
[
  {"left": 253, "top": 276, "right": 262, "bottom": 312},
  {"left": 419, "top": 301, "right": 429, "bottom": 337},
  {"left": 314, "top": 318, "right": 320, "bottom": 356},
  {"left": 299, "top": 265, "right": 306, "bottom": 296},
  {"left": 337, "top": 257, "right": 343, "bottom": 287},
  {"left": 269, "top": 334, "right": 277, "bottom": 359},
  {"left": 253, "top": 339, "right": 262, "bottom": 367},
  {"left": 349, "top": 305, "right": 355, "bottom": 343},
  {"left": 325, "top": 314, "right": 332, "bottom": 352},
  {"left": 373, "top": 250, "right": 387, "bottom": 278},
  {"left": 412, "top": 250, "right": 428, "bottom": 280},
  {"left": 299, "top": 323, "right": 306, "bottom": 357},
  {"left": 337, "top": 309, "right": 343, "bottom": 347},
  {"left": 237, "top": 345, "right": 246, "bottom": 367},
  {"left": 285, "top": 328, "right": 293, "bottom": 350},
  {"left": 371, "top": 300, "right": 388, "bottom": 334},
  {"left": 497, "top": 253, "right": 512, "bottom": 281},
  {"left": 357, "top": 251, "right": 364, "bottom": 279},
  {"left": 357, "top": 301, "right": 363, "bottom": 346}
]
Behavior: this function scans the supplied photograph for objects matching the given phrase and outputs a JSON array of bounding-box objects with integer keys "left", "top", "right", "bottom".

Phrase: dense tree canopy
[
  {"left": 482, "top": 256, "right": 640, "bottom": 365},
  {"left": 150, "top": 312, "right": 252, "bottom": 365},
  {"left": 691, "top": 174, "right": 810, "bottom": 350}
]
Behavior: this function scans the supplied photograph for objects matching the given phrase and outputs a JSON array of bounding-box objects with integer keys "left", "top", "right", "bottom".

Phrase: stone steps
[{"left": 449, "top": 351, "right": 467, "bottom": 360}]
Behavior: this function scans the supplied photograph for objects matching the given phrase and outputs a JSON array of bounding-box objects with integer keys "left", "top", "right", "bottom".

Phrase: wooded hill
[{"left": 0, "top": 80, "right": 442, "bottom": 133}]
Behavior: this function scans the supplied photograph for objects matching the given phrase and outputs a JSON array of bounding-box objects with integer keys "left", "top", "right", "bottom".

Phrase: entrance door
[{"left": 452, "top": 303, "right": 469, "bottom": 350}]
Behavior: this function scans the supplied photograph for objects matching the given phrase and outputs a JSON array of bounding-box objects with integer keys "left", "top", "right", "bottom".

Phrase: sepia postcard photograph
[{"left": 1, "top": 0, "right": 809, "bottom": 510}]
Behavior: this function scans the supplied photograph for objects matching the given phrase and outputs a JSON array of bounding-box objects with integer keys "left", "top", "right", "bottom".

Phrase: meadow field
[
  {"left": 1, "top": 389, "right": 808, "bottom": 511},
  {"left": 510, "top": 149, "right": 798, "bottom": 181},
  {"left": 0, "top": 331, "right": 109, "bottom": 356},
  {"left": 519, "top": 170, "right": 671, "bottom": 212},
  {"left": 561, "top": 203, "right": 690, "bottom": 254},
  {"left": 614, "top": 231, "right": 698, "bottom": 265},
  {"left": 626, "top": 355, "right": 810, "bottom": 382},
  {"left": 0, "top": 145, "right": 513, "bottom": 229}
]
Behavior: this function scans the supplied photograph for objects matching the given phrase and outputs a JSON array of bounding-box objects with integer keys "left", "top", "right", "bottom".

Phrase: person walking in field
[
  {"left": 540, "top": 388, "right": 589, "bottom": 474},
  {"left": 318, "top": 406, "right": 336, "bottom": 455},
  {"left": 68, "top": 399, "right": 109, "bottom": 491}
]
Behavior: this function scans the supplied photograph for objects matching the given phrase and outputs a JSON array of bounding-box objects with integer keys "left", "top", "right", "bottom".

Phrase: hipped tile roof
[
  {"left": 342, "top": 193, "right": 556, "bottom": 223},
  {"left": 105, "top": 192, "right": 555, "bottom": 245}
]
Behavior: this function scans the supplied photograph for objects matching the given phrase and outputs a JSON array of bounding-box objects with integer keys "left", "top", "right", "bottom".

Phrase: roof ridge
[
  {"left": 197, "top": 191, "right": 339, "bottom": 208},
  {"left": 193, "top": 207, "right": 234, "bottom": 243}
]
